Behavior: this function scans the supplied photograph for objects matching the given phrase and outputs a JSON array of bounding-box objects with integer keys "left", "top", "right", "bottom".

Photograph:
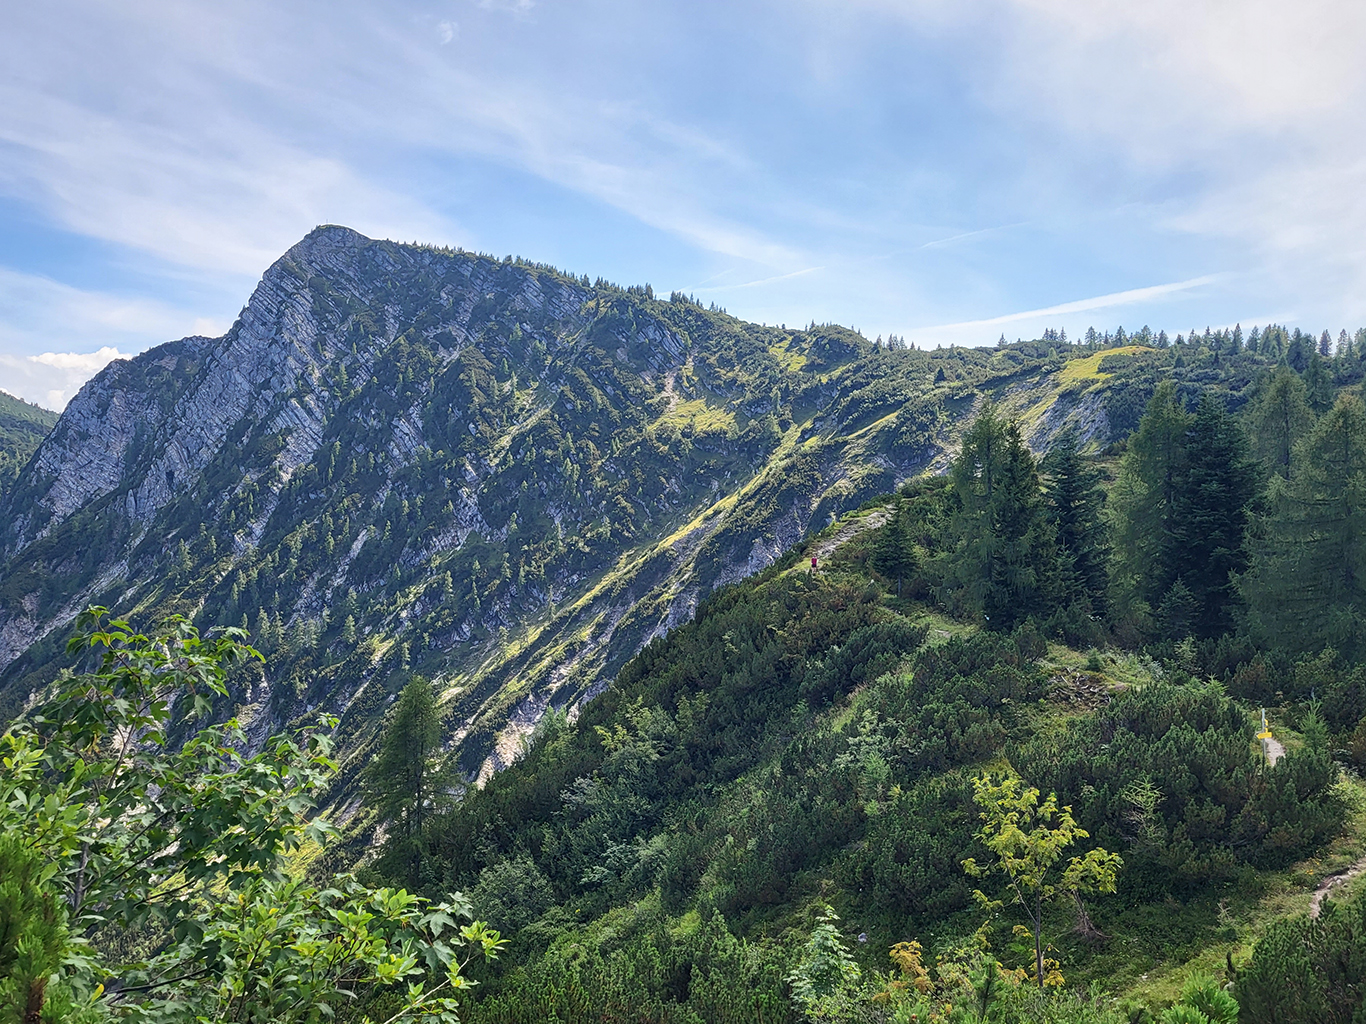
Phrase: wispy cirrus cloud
[
  {"left": 1, "top": 1, "right": 801, "bottom": 275},
  {"left": 912, "top": 274, "right": 1231, "bottom": 347},
  {"left": 0, "top": 84, "right": 459, "bottom": 278},
  {"left": 922, "top": 274, "right": 1226, "bottom": 332},
  {"left": 693, "top": 267, "right": 825, "bottom": 292}
]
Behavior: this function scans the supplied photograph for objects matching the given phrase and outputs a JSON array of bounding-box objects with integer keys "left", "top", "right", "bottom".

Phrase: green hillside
[
  {"left": 0, "top": 389, "right": 57, "bottom": 501},
  {"left": 4, "top": 239, "right": 1360, "bottom": 790}
]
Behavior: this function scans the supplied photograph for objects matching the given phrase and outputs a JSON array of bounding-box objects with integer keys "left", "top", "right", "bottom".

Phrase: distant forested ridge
[{"left": 0, "top": 389, "right": 57, "bottom": 503}]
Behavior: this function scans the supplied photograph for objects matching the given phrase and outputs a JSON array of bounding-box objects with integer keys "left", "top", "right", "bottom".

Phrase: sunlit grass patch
[
  {"left": 659, "top": 396, "right": 735, "bottom": 433},
  {"left": 768, "top": 338, "right": 809, "bottom": 373},
  {"left": 1113, "top": 772, "right": 1366, "bottom": 1006},
  {"left": 1059, "top": 345, "right": 1154, "bottom": 385}
]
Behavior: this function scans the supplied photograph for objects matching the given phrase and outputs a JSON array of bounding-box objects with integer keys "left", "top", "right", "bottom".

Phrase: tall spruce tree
[
  {"left": 1042, "top": 429, "right": 1109, "bottom": 614},
  {"left": 1304, "top": 350, "right": 1335, "bottom": 413},
  {"left": 871, "top": 502, "right": 917, "bottom": 598},
  {"left": 1169, "top": 392, "right": 1258, "bottom": 637},
  {"left": 1245, "top": 365, "right": 1314, "bottom": 479},
  {"left": 1109, "top": 381, "right": 1192, "bottom": 611},
  {"left": 1242, "top": 394, "right": 1366, "bottom": 655},
  {"left": 365, "top": 676, "right": 444, "bottom": 884},
  {"left": 1288, "top": 330, "right": 1311, "bottom": 371},
  {"left": 943, "top": 407, "right": 1059, "bottom": 628}
]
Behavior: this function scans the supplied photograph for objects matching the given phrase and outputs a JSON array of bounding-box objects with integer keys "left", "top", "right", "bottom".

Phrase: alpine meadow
[{"left": 5, "top": 224, "right": 1366, "bottom": 1024}]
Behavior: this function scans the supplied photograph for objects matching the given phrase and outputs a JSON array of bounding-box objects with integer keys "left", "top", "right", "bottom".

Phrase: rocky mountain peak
[{"left": 0, "top": 228, "right": 1118, "bottom": 777}]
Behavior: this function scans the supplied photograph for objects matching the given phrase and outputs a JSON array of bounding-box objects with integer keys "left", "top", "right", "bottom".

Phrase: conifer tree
[
  {"left": 1042, "top": 429, "right": 1109, "bottom": 614},
  {"left": 1170, "top": 392, "right": 1258, "bottom": 637},
  {"left": 365, "top": 677, "right": 444, "bottom": 884},
  {"left": 943, "top": 408, "right": 1059, "bottom": 627},
  {"left": 175, "top": 538, "right": 193, "bottom": 579},
  {"left": 1157, "top": 578, "right": 1198, "bottom": 640},
  {"left": 1110, "top": 381, "right": 1192, "bottom": 611},
  {"left": 1245, "top": 365, "right": 1314, "bottom": 479},
  {"left": 0, "top": 835, "right": 67, "bottom": 1024},
  {"left": 1243, "top": 394, "right": 1366, "bottom": 655},
  {"left": 871, "top": 502, "right": 918, "bottom": 598},
  {"left": 1304, "top": 351, "right": 1335, "bottom": 413},
  {"left": 1288, "top": 330, "right": 1311, "bottom": 371}
]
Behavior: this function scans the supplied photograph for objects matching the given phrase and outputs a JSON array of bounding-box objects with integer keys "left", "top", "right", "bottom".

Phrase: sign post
[{"left": 1257, "top": 708, "right": 1273, "bottom": 766}]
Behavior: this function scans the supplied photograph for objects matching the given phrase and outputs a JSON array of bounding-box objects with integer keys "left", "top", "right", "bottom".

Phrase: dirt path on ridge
[
  {"left": 1264, "top": 731, "right": 1366, "bottom": 919},
  {"left": 1311, "top": 853, "right": 1366, "bottom": 918},
  {"left": 807, "top": 506, "right": 892, "bottom": 565}
]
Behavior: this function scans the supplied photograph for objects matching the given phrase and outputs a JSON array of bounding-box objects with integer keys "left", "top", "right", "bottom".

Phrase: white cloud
[
  {"left": 0, "top": 79, "right": 461, "bottom": 276},
  {"left": 1004, "top": 0, "right": 1366, "bottom": 143},
  {"left": 3, "top": 0, "right": 1364, "bottom": 365},
  {"left": 0, "top": 267, "right": 226, "bottom": 407},
  {"left": 909, "top": 274, "right": 1227, "bottom": 347},
  {"left": 366, "top": 46, "right": 799, "bottom": 267},
  {"left": 829, "top": 0, "right": 1366, "bottom": 333},
  {"left": 0, "top": 347, "right": 127, "bottom": 410},
  {"left": 0, "top": 2, "right": 794, "bottom": 277},
  {"left": 849, "top": 0, "right": 1366, "bottom": 149},
  {"left": 921, "top": 274, "right": 1225, "bottom": 332},
  {"left": 477, "top": 0, "right": 535, "bottom": 15},
  {"left": 30, "top": 347, "right": 128, "bottom": 372},
  {"left": 694, "top": 266, "right": 825, "bottom": 292},
  {"left": 0, "top": 267, "right": 225, "bottom": 345}
]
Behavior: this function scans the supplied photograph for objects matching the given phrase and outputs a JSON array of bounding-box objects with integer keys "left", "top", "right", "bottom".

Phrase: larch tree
[
  {"left": 1305, "top": 351, "right": 1335, "bottom": 414},
  {"left": 1245, "top": 365, "right": 1314, "bottom": 480},
  {"left": 1242, "top": 393, "right": 1366, "bottom": 656},
  {"left": 366, "top": 676, "right": 445, "bottom": 885}
]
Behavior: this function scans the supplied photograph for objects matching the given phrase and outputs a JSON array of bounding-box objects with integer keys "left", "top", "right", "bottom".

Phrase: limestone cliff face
[
  {"left": 4, "top": 227, "right": 590, "bottom": 554},
  {"left": 0, "top": 225, "right": 1095, "bottom": 777},
  {"left": 0, "top": 228, "right": 600, "bottom": 696}
]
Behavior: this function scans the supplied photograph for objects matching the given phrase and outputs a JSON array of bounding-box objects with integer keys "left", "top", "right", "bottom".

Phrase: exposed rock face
[
  {"left": 1026, "top": 390, "right": 1111, "bottom": 452},
  {"left": 0, "top": 225, "right": 1106, "bottom": 776},
  {"left": 6, "top": 228, "right": 585, "bottom": 552}
]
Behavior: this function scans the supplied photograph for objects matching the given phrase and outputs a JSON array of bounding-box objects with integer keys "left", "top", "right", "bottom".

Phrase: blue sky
[{"left": 3, "top": 0, "right": 1366, "bottom": 408}]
